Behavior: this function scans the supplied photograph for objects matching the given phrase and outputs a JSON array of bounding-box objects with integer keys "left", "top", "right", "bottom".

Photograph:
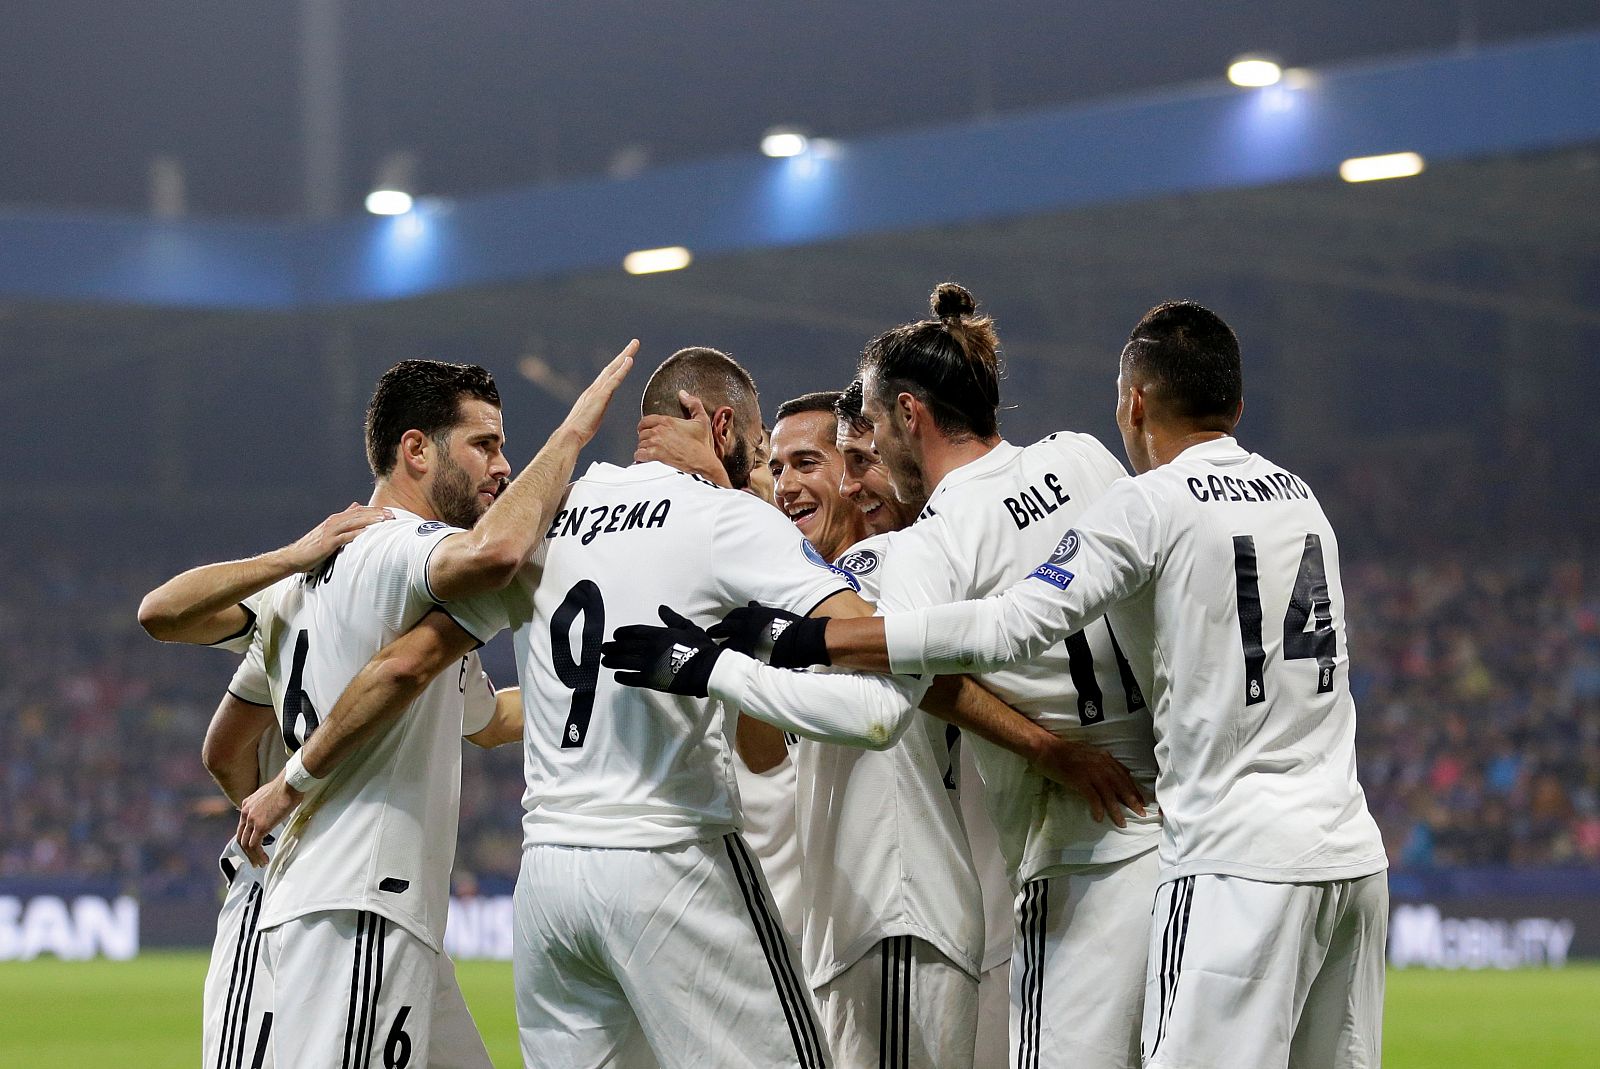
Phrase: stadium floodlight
[
  {"left": 761, "top": 127, "right": 809, "bottom": 158},
  {"left": 365, "top": 189, "right": 414, "bottom": 215},
  {"left": 1228, "top": 56, "right": 1283, "bottom": 88},
  {"left": 623, "top": 246, "right": 693, "bottom": 274},
  {"left": 1339, "top": 152, "right": 1425, "bottom": 183}
]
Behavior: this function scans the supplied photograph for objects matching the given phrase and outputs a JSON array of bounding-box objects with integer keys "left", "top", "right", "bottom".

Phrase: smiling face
[
  {"left": 426, "top": 397, "right": 511, "bottom": 529},
  {"left": 835, "top": 418, "right": 922, "bottom": 535},
  {"left": 769, "top": 409, "right": 865, "bottom": 561},
  {"left": 859, "top": 369, "right": 928, "bottom": 512}
]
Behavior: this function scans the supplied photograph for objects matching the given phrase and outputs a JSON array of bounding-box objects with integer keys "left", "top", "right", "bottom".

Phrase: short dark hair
[
  {"left": 833, "top": 378, "right": 872, "bottom": 435},
  {"left": 1121, "top": 301, "right": 1242, "bottom": 425},
  {"left": 364, "top": 360, "right": 501, "bottom": 477},
  {"left": 774, "top": 390, "right": 843, "bottom": 425},
  {"left": 859, "top": 282, "right": 1002, "bottom": 440},
  {"left": 641, "top": 347, "right": 759, "bottom": 421}
]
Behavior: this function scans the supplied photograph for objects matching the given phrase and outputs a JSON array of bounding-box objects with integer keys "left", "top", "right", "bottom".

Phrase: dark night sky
[{"left": 3, "top": 0, "right": 1597, "bottom": 218}]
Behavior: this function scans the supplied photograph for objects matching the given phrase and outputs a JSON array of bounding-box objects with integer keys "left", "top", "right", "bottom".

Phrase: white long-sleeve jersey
[{"left": 883, "top": 437, "right": 1387, "bottom": 884}]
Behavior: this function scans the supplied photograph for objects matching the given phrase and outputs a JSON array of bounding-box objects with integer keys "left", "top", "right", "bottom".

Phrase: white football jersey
[
  {"left": 449, "top": 461, "right": 854, "bottom": 850},
  {"left": 872, "top": 435, "right": 1161, "bottom": 883},
  {"left": 886, "top": 437, "right": 1388, "bottom": 884},
  {"left": 251, "top": 513, "right": 497, "bottom": 950},
  {"left": 785, "top": 533, "right": 984, "bottom": 986}
]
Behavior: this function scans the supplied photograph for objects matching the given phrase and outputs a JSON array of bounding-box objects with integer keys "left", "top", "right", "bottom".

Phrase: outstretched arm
[
  {"left": 427, "top": 342, "right": 636, "bottom": 602},
  {"left": 235, "top": 610, "right": 479, "bottom": 862},
  {"left": 138, "top": 503, "right": 390, "bottom": 645}
]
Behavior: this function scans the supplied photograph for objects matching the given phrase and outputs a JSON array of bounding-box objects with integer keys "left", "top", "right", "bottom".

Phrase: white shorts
[
  {"left": 1141, "top": 872, "right": 1387, "bottom": 1069},
  {"left": 974, "top": 962, "right": 1009, "bottom": 1069},
  {"left": 813, "top": 935, "right": 977, "bottom": 1069},
  {"left": 514, "top": 834, "right": 828, "bottom": 1069},
  {"left": 204, "top": 854, "right": 274, "bottom": 1069},
  {"left": 1012, "top": 848, "right": 1160, "bottom": 1069},
  {"left": 263, "top": 909, "right": 492, "bottom": 1069}
]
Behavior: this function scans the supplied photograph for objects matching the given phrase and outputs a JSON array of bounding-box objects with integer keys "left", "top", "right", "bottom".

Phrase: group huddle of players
[{"left": 140, "top": 283, "right": 1388, "bottom": 1069}]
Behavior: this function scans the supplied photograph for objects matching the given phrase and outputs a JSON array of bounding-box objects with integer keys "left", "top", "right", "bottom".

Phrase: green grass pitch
[{"left": 2, "top": 953, "right": 1597, "bottom": 1067}]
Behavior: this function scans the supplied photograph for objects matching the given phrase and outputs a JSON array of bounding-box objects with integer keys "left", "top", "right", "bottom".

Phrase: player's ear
[
  {"left": 896, "top": 392, "right": 918, "bottom": 433},
  {"left": 708, "top": 405, "right": 736, "bottom": 457},
  {"left": 398, "top": 429, "right": 431, "bottom": 475}
]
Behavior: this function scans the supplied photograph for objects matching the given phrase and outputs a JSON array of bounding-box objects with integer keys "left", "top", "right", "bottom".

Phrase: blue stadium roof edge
[{"left": 1, "top": 30, "right": 1596, "bottom": 312}]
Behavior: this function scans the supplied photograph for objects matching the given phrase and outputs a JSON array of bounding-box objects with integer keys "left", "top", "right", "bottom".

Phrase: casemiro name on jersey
[{"left": 1186, "top": 470, "right": 1311, "bottom": 504}]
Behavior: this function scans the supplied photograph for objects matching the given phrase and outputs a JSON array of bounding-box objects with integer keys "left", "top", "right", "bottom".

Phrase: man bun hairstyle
[
  {"left": 860, "top": 282, "right": 1003, "bottom": 440},
  {"left": 1121, "top": 301, "right": 1242, "bottom": 426},
  {"left": 774, "top": 390, "right": 843, "bottom": 424},
  {"left": 365, "top": 359, "right": 501, "bottom": 477}
]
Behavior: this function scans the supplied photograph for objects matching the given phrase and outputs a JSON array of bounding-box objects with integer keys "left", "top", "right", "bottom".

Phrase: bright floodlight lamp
[
  {"left": 623, "top": 246, "right": 693, "bottom": 274},
  {"left": 761, "top": 126, "right": 809, "bottom": 158},
  {"left": 366, "top": 150, "right": 419, "bottom": 215},
  {"left": 1228, "top": 55, "right": 1283, "bottom": 88}
]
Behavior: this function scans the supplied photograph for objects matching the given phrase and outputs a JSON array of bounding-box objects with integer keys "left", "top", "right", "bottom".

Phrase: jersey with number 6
[
  {"left": 884, "top": 437, "right": 1387, "bottom": 884},
  {"left": 448, "top": 461, "right": 854, "bottom": 850},
  {"left": 250, "top": 512, "right": 497, "bottom": 950}
]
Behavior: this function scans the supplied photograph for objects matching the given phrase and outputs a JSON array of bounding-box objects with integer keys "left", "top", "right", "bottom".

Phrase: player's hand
[
  {"left": 280, "top": 503, "right": 393, "bottom": 572},
  {"left": 709, "top": 603, "right": 831, "bottom": 669},
  {"left": 236, "top": 773, "right": 304, "bottom": 866},
  {"left": 601, "top": 606, "right": 722, "bottom": 698},
  {"left": 558, "top": 340, "right": 638, "bottom": 445},
  {"left": 635, "top": 391, "right": 729, "bottom": 486},
  {"left": 1030, "top": 738, "right": 1147, "bottom": 829}
]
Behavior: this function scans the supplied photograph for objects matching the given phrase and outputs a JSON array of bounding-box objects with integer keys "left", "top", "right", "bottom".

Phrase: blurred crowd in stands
[{"left": 2, "top": 442, "right": 1598, "bottom": 900}]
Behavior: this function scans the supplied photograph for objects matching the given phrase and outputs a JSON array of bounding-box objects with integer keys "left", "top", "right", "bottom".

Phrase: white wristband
[{"left": 284, "top": 750, "right": 324, "bottom": 794}]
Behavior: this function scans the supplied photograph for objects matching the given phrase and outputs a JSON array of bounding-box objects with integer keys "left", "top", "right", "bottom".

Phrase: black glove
[
  {"left": 708, "top": 602, "right": 832, "bottom": 669},
  {"left": 601, "top": 606, "right": 721, "bottom": 698}
]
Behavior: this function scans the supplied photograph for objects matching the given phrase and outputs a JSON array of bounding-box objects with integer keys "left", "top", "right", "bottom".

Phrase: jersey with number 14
[
  {"left": 449, "top": 461, "right": 853, "bottom": 851},
  {"left": 886, "top": 437, "right": 1387, "bottom": 884}
]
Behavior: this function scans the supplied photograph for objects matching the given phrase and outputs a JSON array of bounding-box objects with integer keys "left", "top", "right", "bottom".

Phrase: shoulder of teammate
[
  {"left": 867, "top": 512, "right": 970, "bottom": 613},
  {"left": 1030, "top": 429, "right": 1130, "bottom": 487},
  {"left": 710, "top": 483, "right": 859, "bottom": 613},
  {"left": 832, "top": 532, "right": 897, "bottom": 602},
  {"left": 1033, "top": 473, "right": 1165, "bottom": 600}
]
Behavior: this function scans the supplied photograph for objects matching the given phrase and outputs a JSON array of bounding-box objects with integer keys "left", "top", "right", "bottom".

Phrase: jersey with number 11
[{"left": 449, "top": 461, "right": 853, "bottom": 851}]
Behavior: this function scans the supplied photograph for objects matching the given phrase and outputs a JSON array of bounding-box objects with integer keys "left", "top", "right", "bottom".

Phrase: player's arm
[
  {"left": 602, "top": 607, "right": 926, "bottom": 749},
  {"left": 426, "top": 342, "right": 636, "bottom": 602},
  {"left": 918, "top": 675, "right": 1146, "bottom": 827},
  {"left": 634, "top": 390, "right": 732, "bottom": 487},
  {"left": 735, "top": 712, "right": 789, "bottom": 774},
  {"left": 235, "top": 610, "right": 481, "bottom": 863},
  {"left": 465, "top": 687, "right": 523, "bottom": 749},
  {"left": 750, "top": 483, "right": 1161, "bottom": 676},
  {"left": 137, "top": 503, "right": 390, "bottom": 645},
  {"left": 201, "top": 693, "right": 276, "bottom": 808}
]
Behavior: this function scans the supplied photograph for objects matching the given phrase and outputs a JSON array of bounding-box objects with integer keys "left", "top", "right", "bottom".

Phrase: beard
[
  {"left": 430, "top": 450, "right": 489, "bottom": 530},
  {"left": 721, "top": 433, "right": 756, "bottom": 491}
]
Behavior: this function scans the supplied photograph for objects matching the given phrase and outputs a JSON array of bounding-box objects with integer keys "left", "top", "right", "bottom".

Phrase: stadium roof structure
[
  {"left": 4, "top": 32, "right": 1598, "bottom": 532},
  {"left": 1, "top": 31, "right": 1596, "bottom": 310}
]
